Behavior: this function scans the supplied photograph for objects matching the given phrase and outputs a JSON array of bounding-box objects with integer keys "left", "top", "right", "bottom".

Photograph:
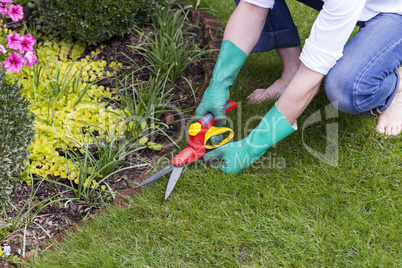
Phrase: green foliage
[
  {"left": 31, "top": 55, "right": 95, "bottom": 127},
  {"left": 37, "top": 0, "right": 164, "bottom": 45},
  {"left": 115, "top": 70, "right": 174, "bottom": 141},
  {"left": 0, "top": 72, "right": 35, "bottom": 203},
  {"left": 52, "top": 123, "right": 148, "bottom": 205},
  {"left": 130, "top": 5, "right": 208, "bottom": 82}
]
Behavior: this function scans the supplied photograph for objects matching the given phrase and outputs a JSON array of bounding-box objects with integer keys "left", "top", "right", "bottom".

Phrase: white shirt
[{"left": 241, "top": 0, "right": 402, "bottom": 74}]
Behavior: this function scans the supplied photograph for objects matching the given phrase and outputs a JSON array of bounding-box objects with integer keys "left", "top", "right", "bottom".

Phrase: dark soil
[{"left": 0, "top": 5, "right": 222, "bottom": 264}]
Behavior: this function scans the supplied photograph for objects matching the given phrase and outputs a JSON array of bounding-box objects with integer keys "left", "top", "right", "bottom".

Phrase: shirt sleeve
[
  {"left": 240, "top": 0, "right": 275, "bottom": 9},
  {"left": 299, "top": 0, "right": 366, "bottom": 75}
]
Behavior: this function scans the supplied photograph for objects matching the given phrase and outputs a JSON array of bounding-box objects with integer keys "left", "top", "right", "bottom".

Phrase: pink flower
[
  {"left": 19, "top": 34, "right": 35, "bottom": 53},
  {"left": 7, "top": 32, "right": 21, "bottom": 50},
  {"left": 4, "top": 52, "right": 24, "bottom": 73},
  {"left": 23, "top": 51, "right": 37, "bottom": 67},
  {"left": 0, "top": 1, "right": 13, "bottom": 4},
  {"left": 8, "top": 4, "right": 23, "bottom": 22},
  {"left": 0, "top": 4, "right": 8, "bottom": 16},
  {"left": 0, "top": 44, "right": 6, "bottom": 54},
  {"left": 23, "top": 34, "right": 35, "bottom": 43}
]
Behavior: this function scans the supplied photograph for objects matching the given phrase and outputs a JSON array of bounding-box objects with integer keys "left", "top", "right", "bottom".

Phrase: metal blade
[
  {"left": 136, "top": 164, "right": 175, "bottom": 188},
  {"left": 164, "top": 166, "right": 184, "bottom": 200}
]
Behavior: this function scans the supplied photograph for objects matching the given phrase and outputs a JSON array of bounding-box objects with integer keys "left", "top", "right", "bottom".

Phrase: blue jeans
[{"left": 325, "top": 13, "right": 402, "bottom": 115}]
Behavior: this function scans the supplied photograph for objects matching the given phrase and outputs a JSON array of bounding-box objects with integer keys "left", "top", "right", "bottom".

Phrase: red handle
[{"left": 172, "top": 101, "right": 237, "bottom": 166}]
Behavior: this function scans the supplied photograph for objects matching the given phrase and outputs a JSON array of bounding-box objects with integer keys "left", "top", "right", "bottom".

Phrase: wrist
[
  {"left": 206, "top": 79, "right": 231, "bottom": 94},
  {"left": 243, "top": 137, "right": 268, "bottom": 157}
]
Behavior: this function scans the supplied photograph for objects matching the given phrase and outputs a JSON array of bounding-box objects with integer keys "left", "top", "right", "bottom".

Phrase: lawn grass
[{"left": 28, "top": 1, "right": 401, "bottom": 267}]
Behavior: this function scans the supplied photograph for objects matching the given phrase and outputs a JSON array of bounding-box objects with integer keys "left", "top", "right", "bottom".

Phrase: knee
[{"left": 325, "top": 67, "right": 358, "bottom": 114}]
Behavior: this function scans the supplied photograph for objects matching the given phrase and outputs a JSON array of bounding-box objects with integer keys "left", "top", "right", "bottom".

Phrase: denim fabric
[
  {"left": 325, "top": 13, "right": 402, "bottom": 115},
  {"left": 235, "top": 0, "right": 300, "bottom": 52}
]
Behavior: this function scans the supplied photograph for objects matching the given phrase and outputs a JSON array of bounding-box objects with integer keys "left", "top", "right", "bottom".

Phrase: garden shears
[{"left": 136, "top": 101, "right": 237, "bottom": 199}]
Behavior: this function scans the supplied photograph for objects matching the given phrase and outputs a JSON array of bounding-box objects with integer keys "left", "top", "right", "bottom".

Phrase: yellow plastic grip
[
  {"left": 188, "top": 122, "right": 202, "bottom": 136},
  {"left": 204, "top": 126, "right": 234, "bottom": 149}
]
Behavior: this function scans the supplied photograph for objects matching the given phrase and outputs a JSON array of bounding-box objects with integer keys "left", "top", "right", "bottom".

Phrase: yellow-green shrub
[{"left": 7, "top": 36, "right": 162, "bottom": 187}]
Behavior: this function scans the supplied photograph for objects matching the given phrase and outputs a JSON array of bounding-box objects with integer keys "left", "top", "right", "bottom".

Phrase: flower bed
[{"left": 0, "top": 2, "right": 216, "bottom": 262}]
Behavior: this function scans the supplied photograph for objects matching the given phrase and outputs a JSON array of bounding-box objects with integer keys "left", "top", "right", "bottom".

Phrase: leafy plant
[
  {"left": 114, "top": 69, "right": 175, "bottom": 141},
  {"left": 129, "top": 4, "right": 209, "bottom": 82},
  {"left": 30, "top": 55, "right": 95, "bottom": 127},
  {"left": 37, "top": 0, "right": 164, "bottom": 45},
  {"left": 180, "top": 0, "right": 202, "bottom": 9},
  {"left": 52, "top": 122, "right": 149, "bottom": 205},
  {"left": 12, "top": 36, "right": 122, "bottom": 184},
  {"left": 0, "top": 71, "right": 35, "bottom": 203}
]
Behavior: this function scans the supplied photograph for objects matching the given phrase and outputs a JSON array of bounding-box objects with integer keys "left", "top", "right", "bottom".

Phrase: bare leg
[
  {"left": 223, "top": 1, "right": 268, "bottom": 55},
  {"left": 375, "top": 67, "right": 402, "bottom": 136},
  {"left": 247, "top": 46, "right": 301, "bottom": 104}
]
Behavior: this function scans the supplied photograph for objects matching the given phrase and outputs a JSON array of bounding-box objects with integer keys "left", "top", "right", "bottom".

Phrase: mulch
[{"left": 0, "top": 6, "right": 224, "bottom": 266}]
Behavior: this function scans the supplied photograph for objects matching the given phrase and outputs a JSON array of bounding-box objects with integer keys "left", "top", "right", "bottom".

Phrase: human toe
[
  {"left": 391, "top": 125, "right": 402, "bottom": 136},
  {"left": 375, "top": 120, "right": 385, "bottom": 134},
  {"left": 247, "top": 89, "right": 265, "bottom": 104}
]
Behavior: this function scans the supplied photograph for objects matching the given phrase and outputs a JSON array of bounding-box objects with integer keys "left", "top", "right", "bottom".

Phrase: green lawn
[{"left": 29, "top": 1, "right": 401, "bottom": 267}]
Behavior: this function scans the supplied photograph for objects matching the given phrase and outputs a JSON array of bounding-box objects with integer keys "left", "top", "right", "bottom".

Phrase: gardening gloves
[
  {"left": 195, "top": 40, "right": 248, "bottom": 129},
  {"left": 204, "top": 104, "right": 296, "bottom": 175}
]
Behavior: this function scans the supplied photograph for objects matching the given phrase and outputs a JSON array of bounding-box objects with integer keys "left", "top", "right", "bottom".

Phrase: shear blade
[
  {"left": 136, "top": 164, "right": 175, "bottom": 188},
  {"left": 164, "top": 166, "right": 184, "bottom": 200}
]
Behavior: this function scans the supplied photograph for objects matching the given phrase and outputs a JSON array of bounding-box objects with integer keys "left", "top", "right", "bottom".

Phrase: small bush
[
  {"left": 37, "top": 0, "right": 165, "bottom": 45},
  {"left": 0, "top": 72, "right": 35, "bottom": 203}
]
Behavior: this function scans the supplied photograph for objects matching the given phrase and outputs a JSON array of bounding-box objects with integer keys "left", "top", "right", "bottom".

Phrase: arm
[
  {"left": 300, "top": 0, "right": 366, "bottom": 74},
  {"left": 195, "top": 1, "right": 270, "bottom": 127},
  {"left": 203, "top": 63, "right": 324, "bottom": 175},
  {"left": 278, "top": 0, "right": 366, "bottom": 124},
  {"left": 276, "top": 63, "right": 323, "bottom": 124}
]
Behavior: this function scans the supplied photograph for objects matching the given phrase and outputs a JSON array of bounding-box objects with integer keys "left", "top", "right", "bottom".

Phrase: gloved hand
[
  {"left": 203, "top": 104, "right": 296, "bottom": 175},
  {"left": 208, "top": 133, "right": 224, "bottom": 146},
  {"left": 195, "top": 80, "right": 230, "bottom": 128},
  {"left": 195, "top": 40, "right": 247, "bottom": 127}
]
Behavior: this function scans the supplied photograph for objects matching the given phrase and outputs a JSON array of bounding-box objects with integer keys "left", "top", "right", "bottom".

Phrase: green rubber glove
[
  {"left": 203, "top": 104, "right": 296, "bottom": 175},
  {"left": 195, "top": 40, "right": 247, "bottom": 127},
  {"left": 208, "top": 134, "right": 223, "bottom": 146}
]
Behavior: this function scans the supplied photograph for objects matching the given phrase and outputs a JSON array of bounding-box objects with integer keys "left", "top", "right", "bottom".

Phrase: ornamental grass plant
[
  {"left": 114, "top": 70, "right": 175, "bottom": 143},
  {"left": 130, "top": 4, "right": 209, "bottom": 82},
  {"left": 30, "top": 56, "right": 97, "bottom": 127},
  {"left": 52, "top": 122, "right": 149, "bottom": 205}
]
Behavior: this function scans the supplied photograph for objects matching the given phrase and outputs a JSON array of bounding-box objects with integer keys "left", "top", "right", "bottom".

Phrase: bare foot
[
  {"left": 247, "top": 46, "right": 301, "bottom": 104},
  {"left": 375, "top": 67, "right": 402, "bottom": 136},
  {"left": 247, "top": 78, "right": 289, "bottom": 104}
]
